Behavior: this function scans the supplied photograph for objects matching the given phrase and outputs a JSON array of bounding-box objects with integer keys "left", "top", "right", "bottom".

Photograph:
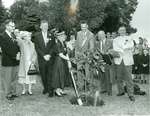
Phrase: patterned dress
[{"left": 17, "top": 39, "right": 37, "bottom": 84}]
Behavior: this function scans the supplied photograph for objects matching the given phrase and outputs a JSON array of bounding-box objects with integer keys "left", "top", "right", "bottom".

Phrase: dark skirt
[
  {"left": 142, "top": 66, "right": 149, "bottom": 74},
  {"left": 132, "top": 54, "right": 143, "bottom": 74},
  {"left": 132, "top": 64, "right": 143, "bottom": 74},
  {"left": 51, "top": 56, "right": 70, "bottom": 89}
]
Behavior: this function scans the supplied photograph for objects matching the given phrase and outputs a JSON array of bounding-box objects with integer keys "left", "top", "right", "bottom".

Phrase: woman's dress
[
  {"left": 141, "top": 55, "right": 149, "bottom": 74},
  {"left": 51, "top": 41, "right": 70, "bottom": 89},
  {"left": 17, "top": 39, "right": 37, "bottom": 84},
  {"left": 132, "top": 54, "right": 143, "bottom": 74}
]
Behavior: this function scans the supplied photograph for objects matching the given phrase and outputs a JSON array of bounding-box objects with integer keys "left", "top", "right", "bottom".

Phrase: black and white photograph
[{"left": 0, "top": 0, "right": 150, "bottom": 116}]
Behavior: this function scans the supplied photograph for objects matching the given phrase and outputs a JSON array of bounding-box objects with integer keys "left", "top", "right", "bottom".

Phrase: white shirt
[
  {"left": 100, "top": 39, "right": 106, "bottom": 52},
  {"left": 42, "top": 31, "right": 49, "bottom": 45},
  {"left": 113, "top": 35, "right": 134, "bottom": 66},
  {"left": 5, "top": 30, "right": 12, "bottom": 38}
]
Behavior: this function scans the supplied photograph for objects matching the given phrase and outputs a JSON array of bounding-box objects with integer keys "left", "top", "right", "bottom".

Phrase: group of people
[
  {"left": 0, "top": 19, "right": 71, "bottom": 100},
  {"left": 0, "top": 19, "right": 149, "bottom": 103}
]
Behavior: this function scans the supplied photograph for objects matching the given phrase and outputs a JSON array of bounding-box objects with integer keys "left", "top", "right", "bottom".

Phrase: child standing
[{"left": 141, "top": 49, "right": 149, "bottom": 84}]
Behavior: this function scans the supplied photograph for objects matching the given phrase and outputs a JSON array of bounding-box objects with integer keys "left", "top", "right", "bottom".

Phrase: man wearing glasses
[{"left": 0, "top": 19, "right": 20, "bottom": 100}]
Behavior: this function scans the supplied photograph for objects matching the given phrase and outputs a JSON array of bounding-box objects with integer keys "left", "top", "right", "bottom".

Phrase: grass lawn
[
  {"left": 0, "top": 75, "right": 150, "bottom": 116},
  {"left": 0, "top": 54, "right": 149, "bottom": 116}
]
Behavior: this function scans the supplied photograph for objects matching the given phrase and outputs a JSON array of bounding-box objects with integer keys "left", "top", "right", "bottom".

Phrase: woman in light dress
[{"left": 16, "top": 31, "right": 37, "bottom": 95}]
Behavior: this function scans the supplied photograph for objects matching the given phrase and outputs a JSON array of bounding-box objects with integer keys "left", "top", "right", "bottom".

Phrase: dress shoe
[
  {"left": 60, "top": 90, "right": 67, "bottom": 96},
  {"left": 55, "top": 92, "right": 62, "bottom": 97},
  {"left": 12, "top": 94, "right": 19, "bottom": 98},
  {"left": 129, "top": 96, "right": 135, "bottom": 102},
  {"left": 61, "top": 92, "right": 67, "bottom": 96},
  {"left": 6, "top": 96, "right": 14, "bottom": 100},
  {"left": 100, "top": 91, "right": 107, "bottom": 94},
  {"left": 117, "top": 92, "right": 125, "bottom": 96},
  {"left": 108, "top": 92, "right": 112, "bottom": 96},
  {"left": 21, "top": 90, "right": 26, "bottom": 95},
  {"left": 48, "top": 92, "right": 54, "bottom": 97},
  {"left": 27, "top": 91, "right": 33, "bottom": 95},
  {"left": 42, "top": 90, "right": 48, "bottom": 94}
]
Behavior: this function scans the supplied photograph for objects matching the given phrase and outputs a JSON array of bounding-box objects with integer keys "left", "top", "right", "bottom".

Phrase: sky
[
  {"left": 2, "top": 0, "right": 150, "bottom": 42},
  {"left": 131, "top": 0, "right": 150, "bottom": 44}
]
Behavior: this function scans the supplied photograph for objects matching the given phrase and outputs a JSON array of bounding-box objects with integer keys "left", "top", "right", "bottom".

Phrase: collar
[{"left": 5, "top": 30, "right": 11, "bottom": 38}]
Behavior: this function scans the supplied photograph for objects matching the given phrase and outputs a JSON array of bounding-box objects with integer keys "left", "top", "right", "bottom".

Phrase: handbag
[{"left": 27, "top": 63, "right": 39, "bottom": 75}]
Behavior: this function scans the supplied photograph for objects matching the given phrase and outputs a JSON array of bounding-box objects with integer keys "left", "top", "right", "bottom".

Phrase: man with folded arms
[{"left": 113, "top": 26, "right": 135, "bottom": 101}]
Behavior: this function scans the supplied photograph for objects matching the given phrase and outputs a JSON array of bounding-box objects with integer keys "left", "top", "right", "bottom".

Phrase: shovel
[
  {"left": 70, "top": 71, "right": 83, "bottom": 106},
  {"left": 67, "top": 58, "right": 83, "bottom": 106}
]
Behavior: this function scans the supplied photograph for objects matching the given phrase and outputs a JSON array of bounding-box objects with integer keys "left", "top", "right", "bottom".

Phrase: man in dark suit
[
  {"left": 96, "top": 30, "right": 113, "bottom": 96},
  {"left": 33, "top": 20, "right": 55, "bottom": 97},
  {"left": 1, "top": 20, "right": 20, "bottom": 100}
]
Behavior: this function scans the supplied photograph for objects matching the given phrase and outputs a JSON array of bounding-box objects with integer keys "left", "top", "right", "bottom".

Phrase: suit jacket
[
  {"left": 75, "top": 30, "right": 94, "bottom": 57},
  {"left": 95, "top": 38, "right": 113, "bottom": 65},
  {"left": 113, "top": 35, "right": 134, "bottom": 66},
  {"left": 1, "top": 32, "right": 20, "bottom": 66},
  {"left": 95, "top": 38, "right": 113, "bottom": 54},
  {"left": 33, "top": 31, "right": 55, "bottom": 64}
]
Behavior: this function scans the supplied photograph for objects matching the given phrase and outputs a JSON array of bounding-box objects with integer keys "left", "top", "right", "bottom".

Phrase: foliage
[
  {"left": 76, "top": 0, "right": 108, "bottom": 31},
  {"left": 71, "top": 49, "right": 105, "bottom": 73},
  {"left": 0, "top": 0, "right": 9, "bottom": 32},
  {"left": 101, "top": 0, "right": 138, "bottom": 33},
  {"left": 10, "top": 0, "right": 40, "bottom": 32},
  {"left": 70, "top": 48, "right": 105, "bottom": 92},
  {"left": 10, "top": 0, "right": 138, "bottom": 34}
]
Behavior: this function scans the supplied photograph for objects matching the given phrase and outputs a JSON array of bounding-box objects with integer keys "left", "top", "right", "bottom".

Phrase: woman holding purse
[{"left": 17, "top": 31, "right": 38, "bottom": 95}]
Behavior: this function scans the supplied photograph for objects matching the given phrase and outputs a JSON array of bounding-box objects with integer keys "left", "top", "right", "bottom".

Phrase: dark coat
[
  {"left": 32, "top": 31, "right": 55, "bottom": 65},
  {"left": 141, "top": 54, "right": 149, "bottom": 74},
  {"left": 0, "top": 32, "right": 20, "bottom": 66}
]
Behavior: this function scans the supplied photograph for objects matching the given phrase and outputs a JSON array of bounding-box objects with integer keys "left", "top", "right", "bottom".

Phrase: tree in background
[
  {"left": 0, "top": 0, "right": 9, "bottom": 32},
  {"left": 10, "top": 0, "right": 40, "bottom": 32},
  {"left": 101, "top": 0, "right": 138, "bottom": 33},
  {"left": 10, "top": 0, "right": 138, "bottom": 34}
]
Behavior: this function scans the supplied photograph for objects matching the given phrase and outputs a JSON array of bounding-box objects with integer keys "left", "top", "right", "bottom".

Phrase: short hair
[
  {"left": 98, "top": 30, "right": 105, "bottom": 35},
  {"left": 80, "top": 20, "right": 88, "bottom": 25},
  {"left": 40, "top": 20, "right": 48, "bottom": 24}
]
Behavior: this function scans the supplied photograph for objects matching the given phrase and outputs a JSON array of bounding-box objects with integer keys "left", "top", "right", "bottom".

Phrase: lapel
[
  {"left": 80, "top": 31, "right": 89, "bottom": 49},
  {"left": 4, "top": 32, "right": 14, "bottom": 43},
  {"left": 104, "top": 39, "right": 110, "bottom": 53}
]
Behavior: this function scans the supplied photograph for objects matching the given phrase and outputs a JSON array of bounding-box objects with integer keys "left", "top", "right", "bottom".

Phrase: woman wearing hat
[
  {"left": 51, "top": 31, "right": 70, "bottom": 97},
  {"left": 17, "top": 31, "right": 37, "bottom": 95}
]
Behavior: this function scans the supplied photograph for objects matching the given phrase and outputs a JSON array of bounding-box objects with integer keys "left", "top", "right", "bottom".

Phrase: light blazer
[
  {"left": 113, "top": 35, "right": 134, "bottom": 66},
  {"left": 75, "top": 30, "right": 94, "bottom": 57}
]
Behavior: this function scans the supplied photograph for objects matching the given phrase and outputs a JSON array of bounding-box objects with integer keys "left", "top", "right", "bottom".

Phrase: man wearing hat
[{"left": 51, "top": 31, "right": 70, "bottom": 96}]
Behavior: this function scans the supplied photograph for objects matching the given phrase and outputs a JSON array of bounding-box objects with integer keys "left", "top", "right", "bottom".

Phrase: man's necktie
[{"left": 11, "top": 33, "right": 16, "bottom": 41}]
